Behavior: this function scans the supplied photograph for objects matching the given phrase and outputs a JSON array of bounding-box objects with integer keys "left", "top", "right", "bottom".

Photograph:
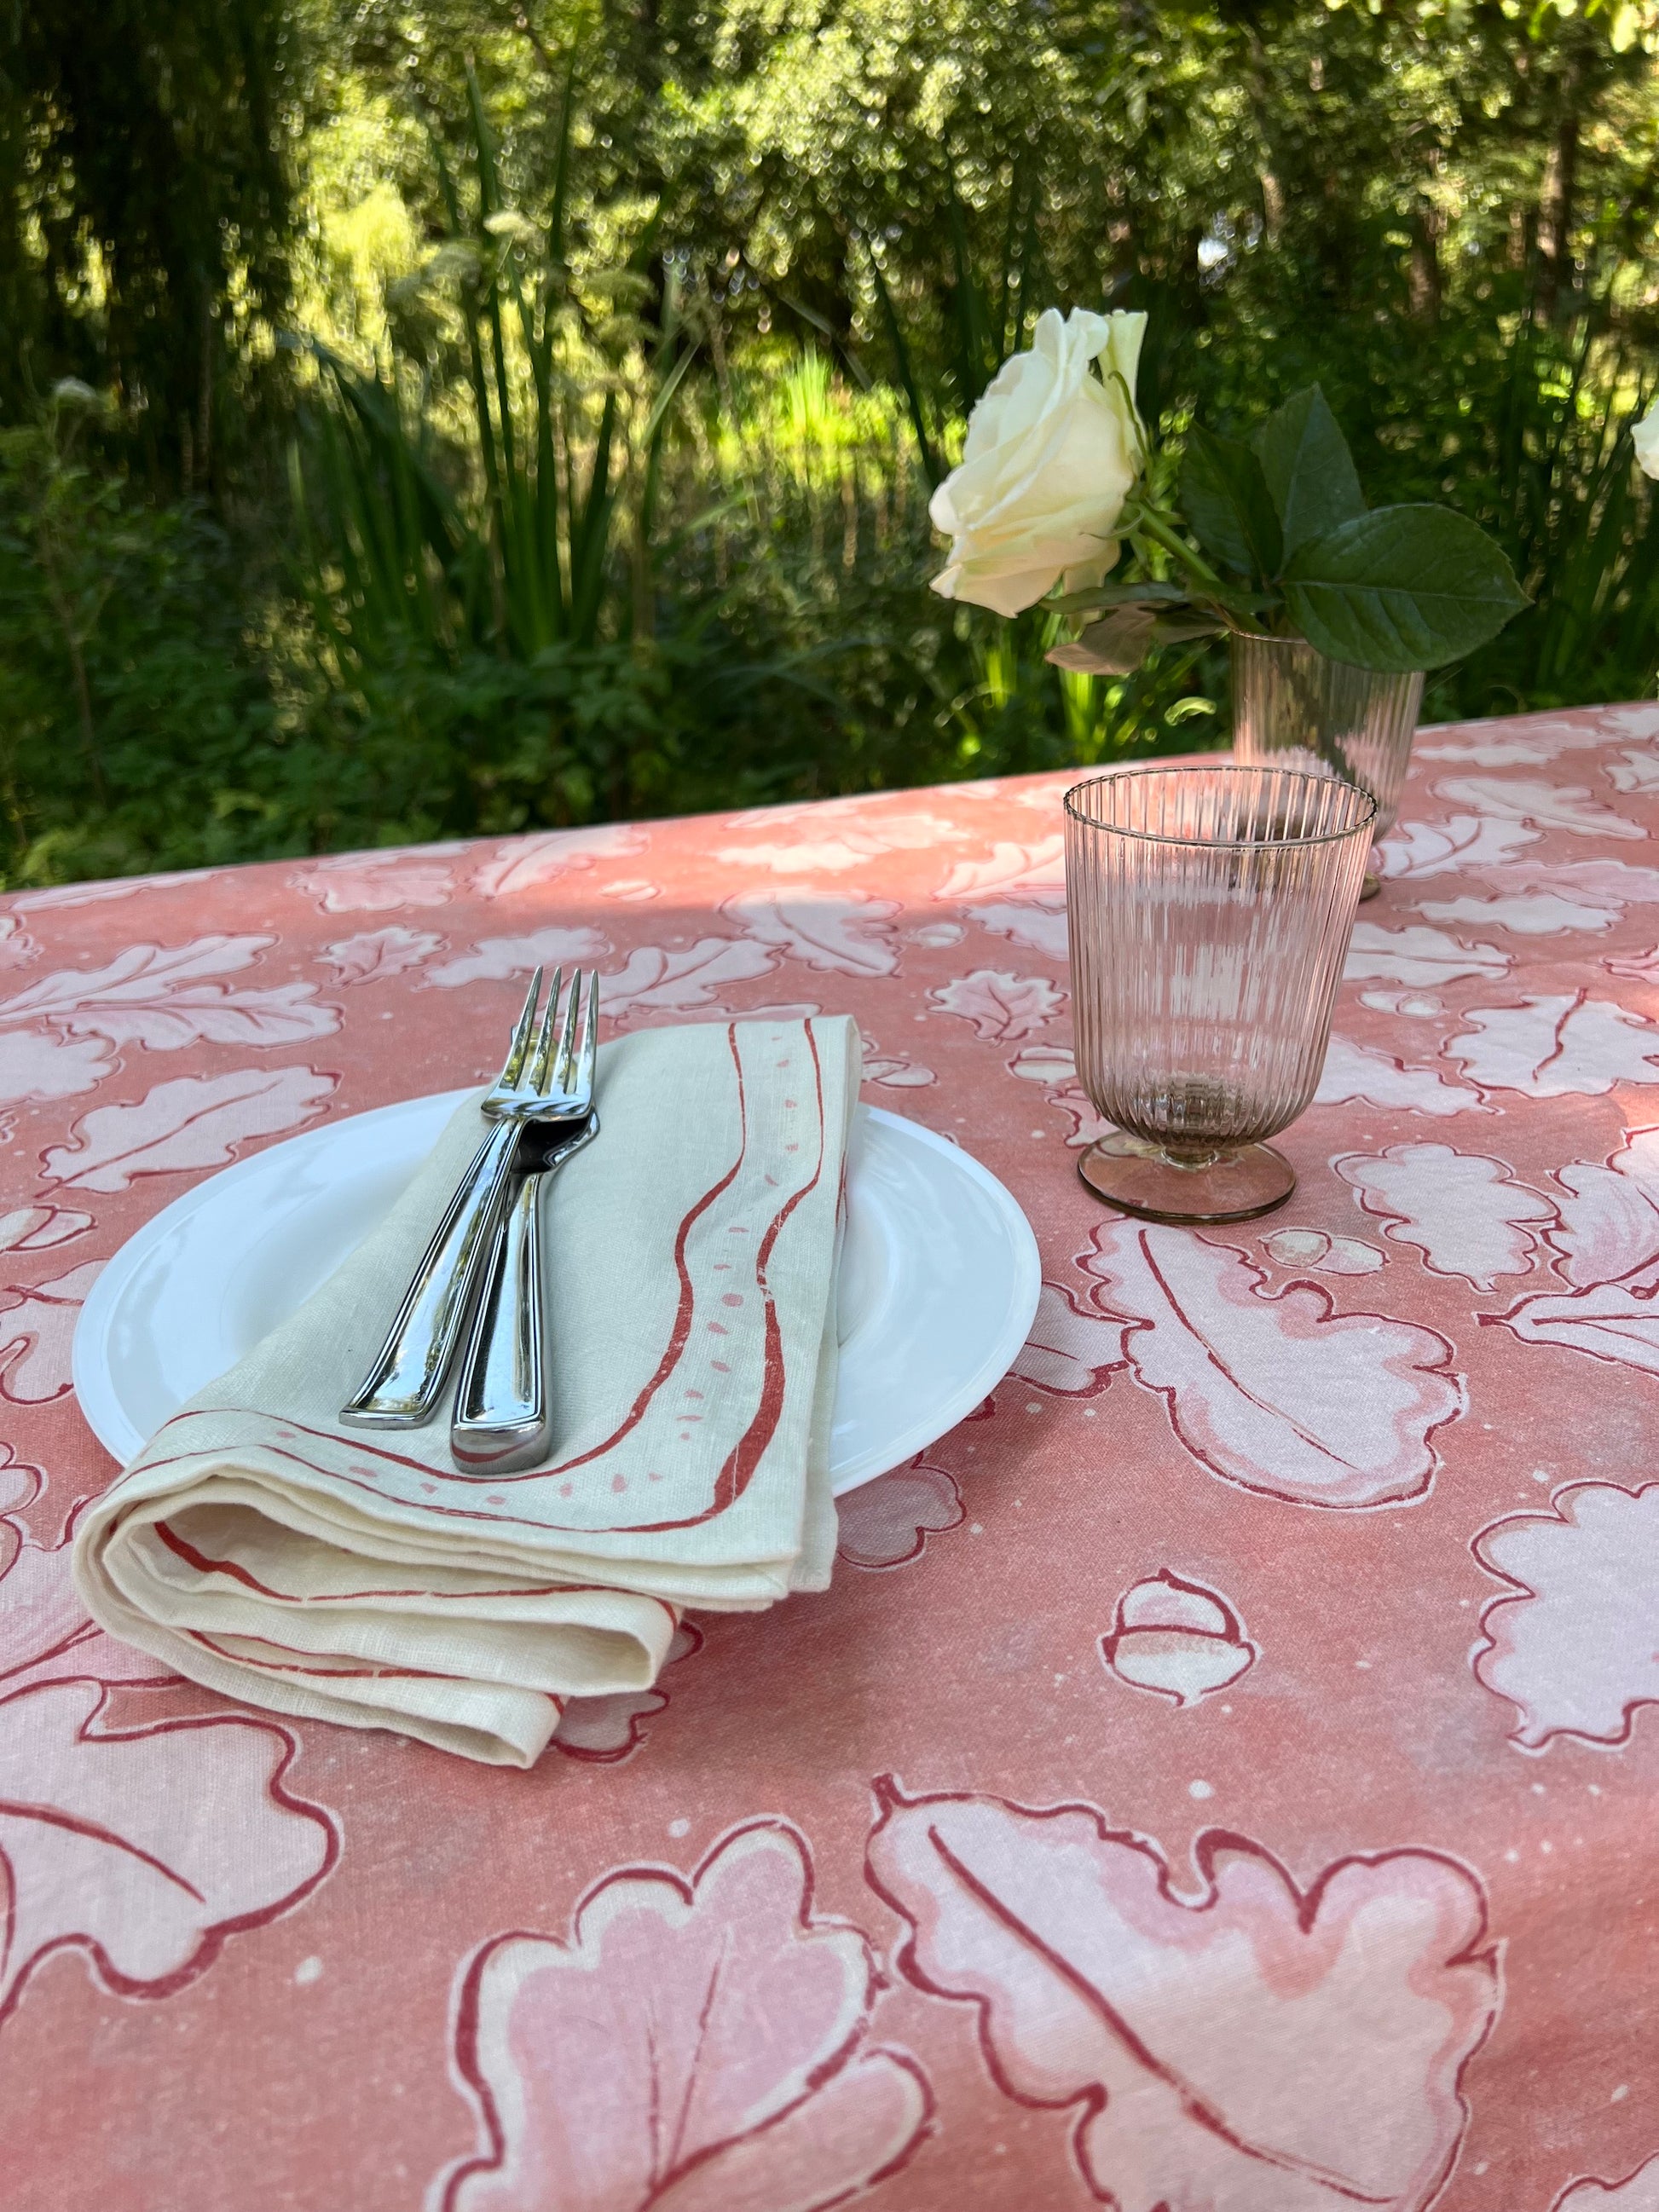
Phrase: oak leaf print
[
  {"left": 599, "top": 938, "right": 778, "bottom": 1019},
  {"left": 1609, "top": 1123, "right": 1659, "bottom": 1204},
  {"left": 707, "top": 837, "right": 862, "bottom": 875},
  {"left": 0, "top": 938, "right": 339, "bottom": 1052},
  {"left": 1081, "top": 1222, "right": 1462, "bottom": 1507},
  {"left": 719, "top": 795, "right": 838, "bottom": 829},
  {"left": 548, "top": 1688, "right": 668, "bottom": 1762},
  {"left": 0, "top": 1522, "right": 173, "bottom": 1696},
  {"left": 1547, "top": 1164, "right": 1659, "bottom": 1287},
  {"left": 0, "top": 1029, "right": 113, "bottom": 1105},
  {"left": 1334, "top": 1145, "right": 1556, "bottom": 1290},
  {"left": 1446, "top": 993, "right": 1659, "bottom": 1098},
  {"left": 10, "top": 868, "right": 218, "bottom": 914},
  {"left": 867, "top": 1780, "right": 1499, "bottom": 2212},
  {"left": 0, "top": 1261, "right": 104, "bottom": 1403},
  {"left": 928, "top": 833, "right": 1069, "bottom": 957},
  {"left": 1415, "top": 720, "right": 1611, "bottom": 768},
  {"left": 1343, "top": 923, "right": 1511, "bottom": 985},
  {"left": 1008, "top": 1046, "right": 1113, "bottom": 1149},
  {"left": 318, "top": 927, "right": 444, "bottom": 985},
  {"left": 1315, "top": 1037, "right": 1482, "bottom": 1118},
  {"left": 424, "top": 926, "right": 610, "bottom": 990},
  {"left": 934, "top": 837, "right": 1065, "bottom": 901},
  {"left": 0, "top": 1678, "right": 337, "bottom": 2025},
  {"left": 0, "top": 915, "right": 37, "bottom": 970},
  {"left": 435, "top": 1820, "right": 931, "bottom": 2212},
  {"left": 1475, "top": 1482, "right": 1659, "bottom": 1750},
  {"left": 473, "top": 823, "right": 647, "bottom": 898},
  {"left": 714, "top": 811, "right": 967, "bottom": 876},
  {"left": 1606, "top": 749, "right": 1659, "bottom": 795},
  {"left": 966, "top": 896, "right": 1069, "bottom": 961},
  {"left": 1553, "top": 2157, "right": 1659, "bottom": 2210},
  {"left": 0, "top": 1204, "right": 91, "bottom": 1252},
  {"left": 1605, "top": 944, "right": 1659, "bottom": 984},
  {"left": 836, "top": 1460, "right": 963, "bottom": 1569},
  {"left": 1417, "top": 892, "right": 1621, "bottom": 937},
  {"left": 1009, "top": 1280, "right": 1125, "bottom": 1395},
  {"left": 835, "top": 808, "right": 971, "bottom": 852},
  {"left": 721, "top": 890, "right": 901, "bottom": 978},
  {"left": 549, "top": 1625, "right": 701, "bottom": 1764},
  {"left": 41, "top": 1067, "right": 338, "bottom": 1193},
  {"left": 1431, "top": 775, "right": 1645, "bottom": 841},
  {"left": 1494, "top": 1152, "right": 1659, "bottom": 1373},
  {"left": 1007, "top": 774, "right": 1073, "bottom": 812},
  {"left": 0, "top": 1451, "right": 40, "bottom": 1516},
  {"left": 928, "top": 969, "right": 1064, "bottom": 1042},
  {"left": 1373, "top": 814, "right": 1540, "bottom": 880},
  {"left": 1500, "top": 1283, "right": 1659, "bottom": 1374},
  {"left": 1100, "top": 1571, "right": 1256, "bottom": 1705},
  {"left": 291, "top": 846, "right": 462, "bottom": 912},
  {"left": 1477, "top": 858, "right": 1659, "bottom": 913}
]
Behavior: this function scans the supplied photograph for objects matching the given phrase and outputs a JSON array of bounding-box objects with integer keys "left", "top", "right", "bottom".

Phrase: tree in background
[
  {"left": 0, "top": 0, "right": 302, "bottom": 490},
  {"left": 0, "top": 0, "right": 1655, "bottom": 884}
]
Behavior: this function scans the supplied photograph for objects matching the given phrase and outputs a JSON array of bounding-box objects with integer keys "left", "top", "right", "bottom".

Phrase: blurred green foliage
[{"left": 1, "top": 0, "right": 1656, "bottom": 882}]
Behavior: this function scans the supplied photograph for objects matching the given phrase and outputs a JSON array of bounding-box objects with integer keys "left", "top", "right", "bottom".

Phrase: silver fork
[
  {"left": 340, "top": 967, "right": 597, "bottom": 1429},
  {"left": 449, "top": 973, "right": 599, "bottom": 1472}
]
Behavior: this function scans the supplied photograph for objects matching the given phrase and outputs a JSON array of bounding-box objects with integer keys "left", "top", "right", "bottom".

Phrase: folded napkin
[{"left": 74, "top": 1016, "right": 860, "bottom": 1766}]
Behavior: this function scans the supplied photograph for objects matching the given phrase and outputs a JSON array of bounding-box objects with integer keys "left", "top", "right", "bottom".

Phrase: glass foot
[
  {"left": 1078, "top": 1132, "right": 1296, "bottom": 1224},
  {"left": 1360, "top": 869, "right": 1383, "bottom": 901}
]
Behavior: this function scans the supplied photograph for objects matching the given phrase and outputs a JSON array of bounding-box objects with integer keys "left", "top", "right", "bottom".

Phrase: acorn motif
[{"left": 1100, "top": 1572, "right": 1257, "bottom": 1707}]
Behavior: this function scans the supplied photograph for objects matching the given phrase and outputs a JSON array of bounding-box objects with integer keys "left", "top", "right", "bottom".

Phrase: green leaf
[
  {"left": 1049, "top": 580, "right": 1190, "bottom": 615},
  {"left": 1179, "top": 428, "right": 1283, "bottom": 585},
  {"left": 1047, "top": 605, "right": 1223, "bottom": 676},
  {"left": 1252, "top": 385, "right": 1367, "bottom": 560},
  {"left": 1283, "top": 505, "right": 1530, "bottom": 672}
]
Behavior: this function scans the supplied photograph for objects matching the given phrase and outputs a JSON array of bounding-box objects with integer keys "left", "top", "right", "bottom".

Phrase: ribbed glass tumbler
[
  {"left": 1229, "top": 631, "right": 1424, "bottom": 900},
  {"left": 1065, "top": 763, "right": 1376, "bottom": 1223}
]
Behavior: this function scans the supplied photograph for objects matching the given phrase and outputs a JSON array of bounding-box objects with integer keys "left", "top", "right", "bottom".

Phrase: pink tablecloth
[{"left": 6, "top": 701, "right": 1659, "bottom": 2209}]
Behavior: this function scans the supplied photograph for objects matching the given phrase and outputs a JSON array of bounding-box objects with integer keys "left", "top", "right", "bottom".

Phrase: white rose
[
  {"left": 1634, "top": 398, "right": 1659, "bottom": 481},
  {"left": 928, "top": 306, "right": 1147, "bottom": 618}
]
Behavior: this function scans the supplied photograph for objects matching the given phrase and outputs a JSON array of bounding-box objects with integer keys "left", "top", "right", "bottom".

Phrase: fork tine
[
  {"left": 501, "top": 967, "right": 543, "bottom": 1086},
  {"left": 573, "top": 969, "right": 598, "bottom": 1103},
  {"left": 527, "top": 966, "right": 565, "bottom": 1090},
  {"left": 548, "top": 969, "right": 583, "bottom": 1097}
]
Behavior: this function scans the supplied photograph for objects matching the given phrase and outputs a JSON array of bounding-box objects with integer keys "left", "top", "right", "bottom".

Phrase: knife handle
[
  {"left": 448, "top": 1116, "right": 597, "bottom": 1473},
  {"left": 340, "top": 1119, "right": 520, "bottom": 1429},
  {"left": 449, "top": 1170, "right": 550, "bottom": 1472}
]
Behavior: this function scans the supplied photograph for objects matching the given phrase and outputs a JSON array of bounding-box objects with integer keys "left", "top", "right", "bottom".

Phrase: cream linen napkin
[{"left": 73, "top": 1015, "right": 861, "bottom": 1766}]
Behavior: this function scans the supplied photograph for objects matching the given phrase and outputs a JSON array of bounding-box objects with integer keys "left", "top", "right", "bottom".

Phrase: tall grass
[
  {"left": 1437, "top": 318, "right": 1659, "bottom": 719},
  {"left": 284, "top": 66, "right": 727, "bottom": 829},
  {"left": 292, "top": 65, "right": 697, "bottom": 674}
]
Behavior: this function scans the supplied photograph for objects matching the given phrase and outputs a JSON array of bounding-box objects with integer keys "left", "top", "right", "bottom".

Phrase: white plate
[{"left": 72, "top": 1095, "right": 1041, "bottom": 1495}]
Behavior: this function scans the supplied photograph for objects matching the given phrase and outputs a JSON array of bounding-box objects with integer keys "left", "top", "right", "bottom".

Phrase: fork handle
[
  {"left": 340, "top": 1120, "right": 520, "bottom": 1429},
  {"left": 448, "top": 1170, "right": 550, "bottom": 1472}
]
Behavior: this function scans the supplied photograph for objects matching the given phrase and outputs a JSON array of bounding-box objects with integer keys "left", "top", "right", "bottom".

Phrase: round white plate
[{"left": 72, "top": 1095, "right": 1041, "bottom": 1495}]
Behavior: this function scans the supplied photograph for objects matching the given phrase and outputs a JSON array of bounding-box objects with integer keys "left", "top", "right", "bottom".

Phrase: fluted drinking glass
[
  {"left": 1065, "top": 763, "right": 1376, "bottom": 1222},
  {"left": 1229, "top": 631, "right": 1424, "bottom": 899}
]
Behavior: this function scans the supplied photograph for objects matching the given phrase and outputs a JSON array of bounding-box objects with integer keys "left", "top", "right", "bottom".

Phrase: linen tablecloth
[{"left": 4, "top": 699, "right": 1659, "bottom": 2210}]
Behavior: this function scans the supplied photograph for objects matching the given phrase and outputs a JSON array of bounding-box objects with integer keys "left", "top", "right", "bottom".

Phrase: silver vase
[{"left": 1228, "top": 631, "right": 1424, "bottom": 899}]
